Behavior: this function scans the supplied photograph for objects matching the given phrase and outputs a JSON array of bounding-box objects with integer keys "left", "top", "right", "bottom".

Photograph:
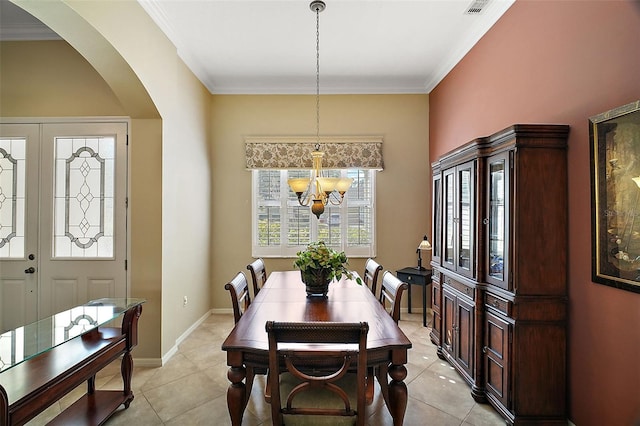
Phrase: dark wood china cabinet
[{"left": 431, "top": 124, "right": 569, "bottom": 425}]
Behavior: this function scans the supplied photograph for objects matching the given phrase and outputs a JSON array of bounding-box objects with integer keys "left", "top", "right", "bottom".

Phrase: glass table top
[{"left": 0, "top": 298, "right": 145, "bottom": 373}]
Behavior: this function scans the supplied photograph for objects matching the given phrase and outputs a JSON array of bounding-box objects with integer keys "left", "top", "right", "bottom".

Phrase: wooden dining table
[{"left": 221, "top": 270, "right": 413, "bottom": 425}]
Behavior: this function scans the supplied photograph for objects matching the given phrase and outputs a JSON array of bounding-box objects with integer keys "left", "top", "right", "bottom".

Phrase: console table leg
[
  {"left": 1, "top": 385, "right": 9, "bottom": 426},
  {"left": 121, "top": 350, "right": 135, "bottom": 408},
  {"left": 387, "top": 364, "right": 408, "bottom": 426},
  {"left": 227, "top": 366, "right": 247, "bottom": 426}
]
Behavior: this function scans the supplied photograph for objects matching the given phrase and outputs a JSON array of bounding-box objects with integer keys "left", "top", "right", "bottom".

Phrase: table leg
[
  {"left": 407, "top": 283, "right": 412, "bottom": 314},
  {"left": 227, "top": 366, "right": 247, "bottom": 426},
  {"left": 387, "top": 364, "right": 408, "bottom": 426}
]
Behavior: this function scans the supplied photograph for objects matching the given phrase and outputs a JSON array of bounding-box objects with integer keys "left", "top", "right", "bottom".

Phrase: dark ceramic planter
[{"left": 300, "top": 269, "right": 332, "bottom": 298}]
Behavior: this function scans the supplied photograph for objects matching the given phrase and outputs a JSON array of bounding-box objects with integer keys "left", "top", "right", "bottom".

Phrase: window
[{"left": 252, "top": 169, "right": 376, "bottom": 257}]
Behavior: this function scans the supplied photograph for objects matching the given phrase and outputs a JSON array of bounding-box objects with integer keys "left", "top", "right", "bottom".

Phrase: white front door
[
  {"left": 0, "top": 121, "right": 128, "bottom": 332},
  {"left": 0, "top": 124, "right": 40, "bottom": 331}
]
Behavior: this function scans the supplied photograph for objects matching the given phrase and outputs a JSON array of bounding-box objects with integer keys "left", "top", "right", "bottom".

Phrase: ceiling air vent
[{"left": 465, "top": 0, "right": 490, "bottom": 15}]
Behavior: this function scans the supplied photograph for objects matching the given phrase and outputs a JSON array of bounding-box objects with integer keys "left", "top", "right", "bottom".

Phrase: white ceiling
[{"left": 1, "top": 0, "right": 515, "bottom": 94}]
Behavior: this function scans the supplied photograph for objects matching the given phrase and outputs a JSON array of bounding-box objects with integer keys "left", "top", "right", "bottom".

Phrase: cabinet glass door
[
  {"left": 443, "top": 169, "right": 455, "bottom": 269},
  {"left": 487, "top": 152, "right": 509, "bottom": 288},
  {"left": 457, "top": 162, "right": 474, "bottom": 277},
  {"left": 432, "top": 173, "right": 442, "bottom": 263}
]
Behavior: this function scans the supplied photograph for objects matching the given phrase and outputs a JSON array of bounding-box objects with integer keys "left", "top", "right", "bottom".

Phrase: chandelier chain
[
  {"left": 315, "top": 4, "right": 321, "bottom": 150},
  {"left": 287, "top": 1, "right": 352, "bottom": 219}
]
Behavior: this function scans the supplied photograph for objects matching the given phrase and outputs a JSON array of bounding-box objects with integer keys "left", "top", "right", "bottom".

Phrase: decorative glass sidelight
[
  {"left": 0, "top": 138, "right": 26, "bottom": 258},
  {"left": 53, "top": 136, "right": 115, "bottom": 258}
]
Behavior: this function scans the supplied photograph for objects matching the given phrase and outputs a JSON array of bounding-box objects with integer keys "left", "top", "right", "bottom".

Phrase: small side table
[{"left": 396, "top": 267, "right": 432, "bottom": 327}]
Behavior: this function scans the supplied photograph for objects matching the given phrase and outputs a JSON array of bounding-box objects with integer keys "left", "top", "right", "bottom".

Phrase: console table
[
  {"left": 0, "top": 298, "right": 144, "bottom": 426},
  {"left": 396, "top": 267, "right": 432, "bottom": 327}
]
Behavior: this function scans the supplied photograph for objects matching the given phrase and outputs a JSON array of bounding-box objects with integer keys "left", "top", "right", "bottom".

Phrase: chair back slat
[{"left": 225, "top": 272, "right": 251, "bottom": 324}]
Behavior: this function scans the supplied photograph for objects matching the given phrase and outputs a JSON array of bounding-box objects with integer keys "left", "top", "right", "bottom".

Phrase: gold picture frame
[{"left": 590, "top": 100, "right": 640, "bottom": 293}]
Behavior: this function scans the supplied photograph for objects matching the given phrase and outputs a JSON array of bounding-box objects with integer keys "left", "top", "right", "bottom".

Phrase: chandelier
[{"left": 287, "top": 0, "right": 353, "bottom": 219}]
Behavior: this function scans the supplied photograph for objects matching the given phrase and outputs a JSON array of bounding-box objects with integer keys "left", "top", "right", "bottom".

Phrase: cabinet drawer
[
  {"left": 397, "top": 271, "right": 429, "bottom": 285},
  {"left": 485, "top": 293, "right": 511, "bottom": 316},
  {"left": 443, "top": 275, "right": 474, "bottom": 300}
]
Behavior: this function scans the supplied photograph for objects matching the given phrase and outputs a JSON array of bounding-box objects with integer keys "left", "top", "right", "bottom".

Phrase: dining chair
[
  {"left": 225, "top": 272, "right": 252, "bottom": 324},
  {"left": 363, "top": 258, "right": 383, "bottom": 297},
  {"left": 362, "top": 258, "right": 383, "bottom": 403},
  {"left": 379, "top": 271, "right": 408, "bottom": 323},
  {"left": 265, "top": 321, "right": 369, "bottom": 426},
  {"left": 224, "top": 272, "right": 266, "bottom": 406},
  {"left": 375, "top": 271, "right": 409, "bottom": 404},
  {"left": 247, "top": 258, "right": 268, "bottom": 296}
]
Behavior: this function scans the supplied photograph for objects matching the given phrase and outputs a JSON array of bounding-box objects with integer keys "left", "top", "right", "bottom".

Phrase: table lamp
[{"left": 416, "top": 235, "right": 432, "bottom": 270}]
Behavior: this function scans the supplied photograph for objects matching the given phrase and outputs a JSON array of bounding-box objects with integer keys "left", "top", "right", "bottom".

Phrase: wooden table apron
[{"left": 221, "top": 271, "right": 412, "bottom": 426}]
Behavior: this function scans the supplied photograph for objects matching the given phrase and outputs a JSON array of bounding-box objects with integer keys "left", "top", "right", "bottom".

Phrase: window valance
[{"left": 245, "top": 136, "right": 384, "bottom": 170}]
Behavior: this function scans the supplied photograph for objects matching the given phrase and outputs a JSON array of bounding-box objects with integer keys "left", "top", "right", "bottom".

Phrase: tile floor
[{"left": 27, "top": 312, "right": 505, "bottom": 425}]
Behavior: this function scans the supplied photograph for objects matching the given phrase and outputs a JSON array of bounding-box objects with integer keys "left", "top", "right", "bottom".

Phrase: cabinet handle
[
  {"left": 483, "top": 218, "right": 489, "bottom": 225},
  {"left": 492, "top": 299, "right": 500, "bottom": 308},
  {"left": 482, "top": 346, "right": 488, "bottom": 354}
]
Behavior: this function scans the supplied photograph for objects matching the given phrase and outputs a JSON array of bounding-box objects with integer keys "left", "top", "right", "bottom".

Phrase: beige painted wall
[
  {"left": 210, "top": 94, "right": 431, "bottom": 309},
  {"left": 3, "top": 0, "right": 212, "bottom": 362},
  {"left": 0, "top": 41, "right": 125, "bottom": 116}
]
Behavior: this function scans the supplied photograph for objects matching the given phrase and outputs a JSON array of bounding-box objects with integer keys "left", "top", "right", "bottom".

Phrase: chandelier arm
[
  {"left": 297, "top": 182, "right": 316, "bottom": 206},
  {"left": 328, "top": 192, "right": 346, "bottom": 205},
  {"left": 296, "top": 193, "right": 312, "bottom": 207}
]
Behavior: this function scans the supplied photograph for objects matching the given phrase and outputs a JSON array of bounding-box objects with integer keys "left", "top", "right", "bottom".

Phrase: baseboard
[
  {"left": 133, "top": 357, "right": 163, "bottom": 368},
  {"left": 134, "top": 309, "right": 217, "bottom": 367}
]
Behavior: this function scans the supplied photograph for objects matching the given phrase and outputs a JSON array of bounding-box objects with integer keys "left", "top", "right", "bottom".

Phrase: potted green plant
[{"left": 294, "top": 241, "right": 362, "bottom": 298}]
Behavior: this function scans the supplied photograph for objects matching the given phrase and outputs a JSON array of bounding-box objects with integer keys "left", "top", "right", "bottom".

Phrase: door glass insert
[
  {"left": 53, "top": 136, "right": 115, "bottom": 258},
  {"left": 0, "top": 138, "right": 26, "bottom": 259},
  {"left": 489, "top": 159, "right": 505, "bottom": 280}
]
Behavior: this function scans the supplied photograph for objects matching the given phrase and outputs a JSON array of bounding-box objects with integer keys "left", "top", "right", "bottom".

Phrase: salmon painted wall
[{"left": 429, "top": 1, "right": 640, "bottom": 424}]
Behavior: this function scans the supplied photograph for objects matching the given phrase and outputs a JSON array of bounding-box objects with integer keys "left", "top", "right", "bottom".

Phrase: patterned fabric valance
[{"left": 245, "top": 136, "right": 384, "bottom": 170}]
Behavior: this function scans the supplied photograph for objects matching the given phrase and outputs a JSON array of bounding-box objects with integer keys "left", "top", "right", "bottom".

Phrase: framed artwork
[{"left": 590, "top": 100, "right": 640, "bottom": 293}]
